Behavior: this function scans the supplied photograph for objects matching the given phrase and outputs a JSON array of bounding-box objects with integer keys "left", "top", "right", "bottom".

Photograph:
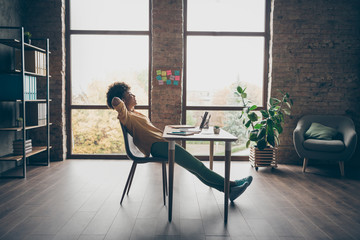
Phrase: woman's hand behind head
[{"left": 112, "top": 97, "right": 122, "bottom": 108}]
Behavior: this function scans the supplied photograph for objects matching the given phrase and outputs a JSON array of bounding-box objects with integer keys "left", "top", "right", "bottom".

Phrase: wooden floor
[{"left": 0, "top": 160, "right": 360, "bottom": 240}]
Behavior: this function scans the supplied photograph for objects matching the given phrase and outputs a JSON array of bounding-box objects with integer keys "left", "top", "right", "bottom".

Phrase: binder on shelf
[
  {"left": 0, "top": 74, "right": 36, "bottom": 100},
  {"left": 25, "top": 102, "right": 46, "bottom": 126}
]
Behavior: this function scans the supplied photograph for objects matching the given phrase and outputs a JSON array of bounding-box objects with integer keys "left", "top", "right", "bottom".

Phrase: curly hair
[{"left": 106, "top": 82, "right": 130, "bottom": 109}]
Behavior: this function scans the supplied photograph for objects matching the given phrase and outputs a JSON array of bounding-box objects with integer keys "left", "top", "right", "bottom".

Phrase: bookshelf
[{"left": 0, "top": 26, "right": 51, "bottom": 178}]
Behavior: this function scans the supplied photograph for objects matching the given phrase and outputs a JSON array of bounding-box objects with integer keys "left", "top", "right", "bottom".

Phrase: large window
[
  {"left": 67, "top": 0, "right": 150, "bottom": 157},
  {"left": 185, "top": 0, "right": 270, "bottom": 158}
]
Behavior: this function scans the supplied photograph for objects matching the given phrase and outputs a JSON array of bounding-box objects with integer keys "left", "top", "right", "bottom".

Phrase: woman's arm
[{"left": 112, "top": 97, "right": 129, "bottom": 124}]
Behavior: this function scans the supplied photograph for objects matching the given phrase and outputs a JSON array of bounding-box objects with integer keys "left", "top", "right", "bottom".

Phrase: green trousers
[{"left": 151, "top": 142, "right": 225, "bottom": 192}]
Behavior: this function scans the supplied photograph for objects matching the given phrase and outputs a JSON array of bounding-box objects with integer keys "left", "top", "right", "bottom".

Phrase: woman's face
[{"left": 123, "top": 91, "right": 137, "bottom": 110}]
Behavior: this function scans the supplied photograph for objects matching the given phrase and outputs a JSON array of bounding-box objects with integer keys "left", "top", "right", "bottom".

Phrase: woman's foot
[
  {"left": 235, "top": 176, "right": 253, "bottom": 186},
  {"left": 229, "top": 182, "right": 249, "bottom": 202}
]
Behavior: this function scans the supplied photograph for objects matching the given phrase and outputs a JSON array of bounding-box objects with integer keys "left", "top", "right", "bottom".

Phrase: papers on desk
[
  {"left": 167, "top": 125, "right": 201, "bottom": 135},
  {"left": 169, "top": 125, "right": 195, "bottom": 129}
]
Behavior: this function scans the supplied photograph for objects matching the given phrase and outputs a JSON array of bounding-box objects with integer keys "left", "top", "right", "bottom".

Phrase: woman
[{"left": 106, "top": 82, "right": 252, "bottom": 201}]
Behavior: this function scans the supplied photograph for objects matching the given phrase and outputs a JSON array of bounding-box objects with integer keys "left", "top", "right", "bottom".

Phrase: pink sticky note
[
  {"left": 158, "top": 80, "right": 163, "bottom": 85},
  {"left": 166, "top": 70, "right": 172, "bottom": 75},
  {"left": 175, "top": 76, "right": 180, "bottom": 81}
]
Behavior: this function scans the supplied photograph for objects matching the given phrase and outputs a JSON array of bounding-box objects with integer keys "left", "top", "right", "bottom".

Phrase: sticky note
[
  {"left": 158, "top": 80, "right": 163, "bottom": 85},
  {"left": 162, "top": 71, "right": 166, "bottom": 76},
  {"left": 156, "top": 75, "right": 162, "bottom": 80},
  {"left": 166, "top": 70, "right": 172, "bottom": 75},
  {"left": 166, "top": 80, "right": 171, "bottom": 85},
  {"left": 170, "top": 75, "right": 175, "bottom": 80},
  {"left": 156, "top": 70, "right": 162, "bottom": 75},
  {"left": 174, "top": 70, "right": 180, "bottom": 76},
  {"left": 162, "top": 76, "right": 167, "bottom": 81},
  {"left": 174, "top": 80, "right": 179, "bottom": 86},
  {"left": 175, "top": 76, "right": 180, "bottom": 81}
]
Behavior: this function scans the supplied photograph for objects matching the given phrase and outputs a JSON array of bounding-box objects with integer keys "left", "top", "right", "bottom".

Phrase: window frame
[
  {"left": 183, "top": 0, "right": 271, "bottom": 160},
  {"left": 65, "top": 0, "right": 152, "bottom": 159}
]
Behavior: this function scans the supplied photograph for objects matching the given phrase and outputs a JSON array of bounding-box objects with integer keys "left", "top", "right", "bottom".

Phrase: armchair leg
[
  {"left": 302, "top": 158, "right": 308, "bottom": 173},
  {"left": 339, "top": 161, "right": 345, "bottom": 177}
]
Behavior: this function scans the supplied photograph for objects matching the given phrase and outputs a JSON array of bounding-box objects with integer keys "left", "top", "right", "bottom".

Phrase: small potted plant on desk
[{"left": 236, "top": 86, "right": 293, "bottom": 171}]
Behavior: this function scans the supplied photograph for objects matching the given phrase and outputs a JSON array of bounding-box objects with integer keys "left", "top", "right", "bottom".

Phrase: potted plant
[
  {"left": 24, "top": 31, "right": 32, "bottom": 44},
  {"left": 16, "top": 117, "right": 23, "bottom": 127},
  {"left": 236, "top": 86, "right": 293, "bottom": 170},
  {"left": 213, "top": 125, "right": 220, "bottom": 134}
]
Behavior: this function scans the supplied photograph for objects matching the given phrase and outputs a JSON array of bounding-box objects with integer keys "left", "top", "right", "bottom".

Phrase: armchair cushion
[
  {"left": 304, "top": 122, "right": 338, "bottom": 140},
  {"left": 303, "top": 139, "right": 345, "bottom": 152}
]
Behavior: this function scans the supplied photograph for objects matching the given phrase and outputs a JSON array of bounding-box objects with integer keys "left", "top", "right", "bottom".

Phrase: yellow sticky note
[
  {"left": 156, "top": 70, "right": 162, "bottom": 75},
  {"left": 162, "top": 71, "right": 167, "bottom": 77}
]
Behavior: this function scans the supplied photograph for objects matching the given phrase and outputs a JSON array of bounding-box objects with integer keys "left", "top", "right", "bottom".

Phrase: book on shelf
[
  {"left": 13, "top": 147, "right": 32, "bottom": 155},
  {"left": 15, "top": 49, "right": 46, "bottom": 75},
  {"left": 0, "top": 74, "right": 37, "bottom": 100},
  {"left": 13, "top": 139, "right": 32, "bottom": 147}
]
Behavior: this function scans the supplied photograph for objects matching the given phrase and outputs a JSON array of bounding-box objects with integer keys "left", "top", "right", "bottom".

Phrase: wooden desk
[{"left": 163, "top": 126, "right": 238, "bottom": 223}]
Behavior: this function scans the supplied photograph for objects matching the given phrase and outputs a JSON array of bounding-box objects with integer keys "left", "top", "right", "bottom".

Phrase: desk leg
[
  {"left": 224, "top": 141, "right": 231, "bottom": 223},
  {"left": 209, "top": 140, "right": 214, "bottom": 170},
  {"left": 168, "top": 140, "right": 175, "bottom": 222}
]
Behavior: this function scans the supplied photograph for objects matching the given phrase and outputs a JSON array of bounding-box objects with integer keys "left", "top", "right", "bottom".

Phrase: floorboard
[{"left": 0, "top": 160, "right": 359, "bottom": 240}]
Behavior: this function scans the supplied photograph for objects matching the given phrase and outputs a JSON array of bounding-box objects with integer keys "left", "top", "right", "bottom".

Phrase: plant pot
[{"left": 249, "top": 146, "right": 278, "bottom": 171}]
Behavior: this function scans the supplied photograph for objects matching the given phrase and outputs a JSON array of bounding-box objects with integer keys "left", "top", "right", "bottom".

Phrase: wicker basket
[{"left": 249, "top": 146, "right": 278, "bottom": 171}]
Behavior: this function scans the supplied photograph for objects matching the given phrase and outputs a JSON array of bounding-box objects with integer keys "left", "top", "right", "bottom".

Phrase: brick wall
[
  {"left": 151, "top": 0, "right": 183, "bottom": 130},
  {"left": 270, "top": 0, "right": 360, "bottom": 164},
  {"left": 23, "top": 0, "right": 66, "bottom": 161}
]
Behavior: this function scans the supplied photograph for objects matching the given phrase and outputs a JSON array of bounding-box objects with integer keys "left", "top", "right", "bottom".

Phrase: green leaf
[
  {"left": 248, "top": 112, "right": 258, "bottom": 122},
  {"left": 269, "top": 98, "right": 280, "bottom": 106},
  {"left": 267, "top": 134, "right": 275, "bottom": 147},
  {"left": 260, "top": 110, "right": 269, "bottom": 118},
  {"left": 283, "top": 108, "right": 291, "bottom": 115},
  {"left": 269, "top": 109, "right": 275, "bottom": 117},
  {"left": 249, "top": 105, "right": 257, "bottom": 111},
  {"left": 257, "top": 127, "right": 266, "bottom": 139},
  {"left": 257, "top": 139, "right": 267, "bottom": 150},
  {"left": 246, "top": 140, "right": 251, "bottom": 148},
  {"left": 245, "top": 120, "right": 251, "bottom": 128},
  {"left": 274, "top": 124, "right": 283, "bottom": 134},
  {"left": 254, "top": 123, "right": 263, "bottom": 129},
  {"left": 241, "top": 93, "right": 247, "bottom": 99},
  {"left": 249, "top": 130, "right": 259, "bottom": 141},
  {"left": 237, "top": 86, "right": 243, "bottom": 93}
]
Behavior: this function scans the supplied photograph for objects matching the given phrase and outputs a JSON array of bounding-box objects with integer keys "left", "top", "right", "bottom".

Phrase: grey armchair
[{"left": 293, "top": 115, "right": 357, "bottom": 176}]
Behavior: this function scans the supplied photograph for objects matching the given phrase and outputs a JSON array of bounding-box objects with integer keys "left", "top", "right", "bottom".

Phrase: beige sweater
[{"left": 114, "top": 102, "right": 166, "bottom": 156}]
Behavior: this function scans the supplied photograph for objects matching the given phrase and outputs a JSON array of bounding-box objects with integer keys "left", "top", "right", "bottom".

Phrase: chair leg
[
  {"left": 339, "top": 161, "right": 345, "bottom": 177},
  {"left": 302, "top": 158, "right": 308, "bottom": 173},
  {"left": 164, "top": 162, "right": 168, "bottom": 196},
  {"left": 162, "top": 162, "right": 167, "bottom": 205},
  {"left": 127, "top": 163, "right": 137, "bottom": 195},
  {"left": 120, "top": 162, "right": 137, "bottom": 205}
]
